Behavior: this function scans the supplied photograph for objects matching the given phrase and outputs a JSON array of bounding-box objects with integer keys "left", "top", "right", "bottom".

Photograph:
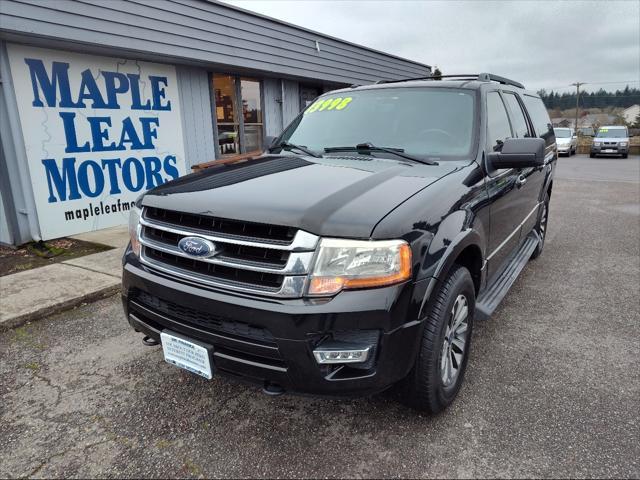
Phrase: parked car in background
[
  {"left": 591, "top": 126, "right": 630, "bottom": 158},
  {"left": 578, "top": 127, "right": 596, "bottom": 137},
  {"left": 554, "top": 127, "right": 576, "bottom": 156}
]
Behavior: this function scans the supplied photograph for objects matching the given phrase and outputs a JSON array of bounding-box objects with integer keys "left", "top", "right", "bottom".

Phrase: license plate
[
  {"left": 160, "top": 331, "right": 213, "bottom": 379},
  {"left": 604, "top": 149, "right": 614, "bottom": 153}
]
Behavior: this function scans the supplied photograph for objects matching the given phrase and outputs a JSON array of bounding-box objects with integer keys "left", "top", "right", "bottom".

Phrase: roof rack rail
[
  {"left": 374, "top": 73, "right": 525, "bottom": 89},
  {"left": 476, "top": 73, "right": 525, "bottom": 89}
]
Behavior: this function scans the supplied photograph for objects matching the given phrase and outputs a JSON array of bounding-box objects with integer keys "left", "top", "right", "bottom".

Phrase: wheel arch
[{"left": 418, "top": 229, "right": 484, "bottom": 319}]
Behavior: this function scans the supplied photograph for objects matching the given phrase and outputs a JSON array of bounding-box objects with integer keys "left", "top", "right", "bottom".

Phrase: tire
[
  {"left": 622, "top": 153, "right": 628, "bottom": 159},
  {"left": 531, "top": 193, "right": 550, "bottom": 260},
  {"left": 590, "top": 153, "right": 596, "bottom": 158},
  {"left": 398, "top": 265, "right": 475, "bottom": 413}
]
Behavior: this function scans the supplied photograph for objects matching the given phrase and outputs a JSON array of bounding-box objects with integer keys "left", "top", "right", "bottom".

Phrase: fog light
[{"left": 313, "top": 346, "right": 371, "bottom": 364}]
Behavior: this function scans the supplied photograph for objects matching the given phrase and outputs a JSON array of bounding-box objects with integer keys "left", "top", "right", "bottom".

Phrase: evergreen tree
[{"left": 538, "top": 85, "right": 640, "bottom": 110}]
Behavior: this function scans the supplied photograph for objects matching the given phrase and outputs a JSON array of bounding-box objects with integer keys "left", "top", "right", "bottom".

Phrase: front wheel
[{"left": 398, "top": 265, "right": 475, "bottom": 413}]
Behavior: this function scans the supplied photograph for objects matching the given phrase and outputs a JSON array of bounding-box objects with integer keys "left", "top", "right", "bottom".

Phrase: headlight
[
  {"left": 594, "top": 141, "right": 601, "bottom": 147},
  {"left": 308, "top": 238, "right": 412, "bottom": 296},
  {"left": 619, "top": 141, "right": 628, "bottom": 146},
  {"left": 128, "top": 205, "right": 142, "bottom": 256}
]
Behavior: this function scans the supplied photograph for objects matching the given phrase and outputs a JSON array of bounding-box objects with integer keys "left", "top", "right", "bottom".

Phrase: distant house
[
  {"left": 551, "top": 117, "right": 572, "bottom": 128},
  {"left": 549, "top": 114, "right": 615, "bottom": 130},
  {"left": 623, "top": 104, "right": 640, "bottom": 124},
  {"left": 579, "top": 113, "right": 617, "bottom": 129}
]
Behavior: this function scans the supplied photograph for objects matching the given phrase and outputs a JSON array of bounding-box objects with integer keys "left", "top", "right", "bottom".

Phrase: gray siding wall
[
  {"left": 176, "top": 65, "right": 217, "bottom": 168},
  {"left": 263, "top": 78, "right": 283, "bottom": 137},
  {"left": 0, "top": 0, "right": 430, "bottom": 85},
  {"left": 0, "top": 41, "right": 40, "bottom": 244},
  {"left": 0, "top": 190, "right": 12, "bottom": 245},
  {"left": 281, "top": 80, "right": 300, "bottom": 127}
]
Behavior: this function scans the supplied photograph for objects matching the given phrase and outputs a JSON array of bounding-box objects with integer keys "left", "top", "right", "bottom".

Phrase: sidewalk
[{"left": 0, "top": 226, "right": 128, "bottom": 330}]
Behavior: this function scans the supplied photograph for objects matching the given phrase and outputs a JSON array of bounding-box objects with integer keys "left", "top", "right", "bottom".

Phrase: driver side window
[{"left": 486, "top": 92, "right": 513, "bottom": 152}]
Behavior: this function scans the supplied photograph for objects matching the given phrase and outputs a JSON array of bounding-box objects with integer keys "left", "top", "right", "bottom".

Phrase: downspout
[{"left": 0, "top": 42, "right": 41, "bottom": 242}]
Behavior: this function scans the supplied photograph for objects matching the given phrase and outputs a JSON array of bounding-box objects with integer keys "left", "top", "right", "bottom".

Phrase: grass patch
[
  {"left": 1, "top": 238, "right": 112, "bottom": 277},
  {"left": 25, "top": 361, "right": 40, "bottom": 371}
]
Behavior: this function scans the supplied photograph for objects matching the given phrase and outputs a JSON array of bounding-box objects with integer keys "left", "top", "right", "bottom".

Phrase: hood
[{"left": 143, "top": 154, "right": 461, "bottom": 238}]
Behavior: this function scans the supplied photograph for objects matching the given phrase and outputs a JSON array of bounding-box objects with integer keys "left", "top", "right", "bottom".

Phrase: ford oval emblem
[{"left": 178, "top": 236, "right": 217, "bottom": 258}]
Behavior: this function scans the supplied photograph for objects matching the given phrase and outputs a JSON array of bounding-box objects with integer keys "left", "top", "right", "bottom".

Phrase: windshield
[
  {"left": 278, "top": 87, "right": 477, "bottom": 160},
  {"left": 596, "top": 128, "right": 628, "bottom": 138},
  {"left": 554, "top": 128, "right": 572, "bottom": 138}
]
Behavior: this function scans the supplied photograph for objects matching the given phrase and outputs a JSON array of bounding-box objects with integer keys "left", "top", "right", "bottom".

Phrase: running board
[{"left": 475, "top": 232, "right": 540, "bottom": 321}]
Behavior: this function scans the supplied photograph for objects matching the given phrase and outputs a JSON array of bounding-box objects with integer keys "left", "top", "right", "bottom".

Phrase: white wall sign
[{"left": 7, "top": 44, "right": 187, "bottom": 240}]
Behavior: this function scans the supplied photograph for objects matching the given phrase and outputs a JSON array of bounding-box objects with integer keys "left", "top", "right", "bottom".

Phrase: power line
[
  {"left": 543, "top": 80, "right": 640, "bottom": 90},
  {"left": 585, "top": 80, "right": 640, "bottom": 85}
]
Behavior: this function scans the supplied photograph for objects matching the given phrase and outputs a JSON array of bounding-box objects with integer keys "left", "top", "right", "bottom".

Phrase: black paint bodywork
[{"left": 122, "top": 79, "right": 556, "bottom": 396}]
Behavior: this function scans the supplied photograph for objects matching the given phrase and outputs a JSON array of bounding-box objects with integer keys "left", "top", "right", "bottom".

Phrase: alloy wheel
[
  {"left": 440, "top": 294, "right": 469, "bottom": 387},
  {"left": 539, "top": 203, "right": 548, "bottom": 240}
]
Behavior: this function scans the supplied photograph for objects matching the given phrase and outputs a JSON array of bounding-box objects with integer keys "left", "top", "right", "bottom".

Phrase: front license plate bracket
[{"left": 160, "top": 330, "right": 214, "bottom": 380}]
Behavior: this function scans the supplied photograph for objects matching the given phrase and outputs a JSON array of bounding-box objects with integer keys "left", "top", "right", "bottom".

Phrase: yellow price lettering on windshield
[{"left": 305, "top": 97, "right": 353, "bottom": 114}]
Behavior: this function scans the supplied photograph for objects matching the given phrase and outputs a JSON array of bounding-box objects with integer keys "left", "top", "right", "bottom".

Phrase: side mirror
[
  {"left": 263, "top": 135, "right": 278, "bottom": 150},
  {"left": 487, "top": 137, "right": 545, "bottom": 169}
]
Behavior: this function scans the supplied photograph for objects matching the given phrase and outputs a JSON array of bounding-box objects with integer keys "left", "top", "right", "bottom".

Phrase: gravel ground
[{"left": 1, "top": 155, "right": 638, "bottom": 479}]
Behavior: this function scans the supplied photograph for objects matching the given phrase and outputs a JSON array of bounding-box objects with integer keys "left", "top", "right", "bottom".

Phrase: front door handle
[{"left": 516, "top": 174, "right": 527, "bottom": 188}]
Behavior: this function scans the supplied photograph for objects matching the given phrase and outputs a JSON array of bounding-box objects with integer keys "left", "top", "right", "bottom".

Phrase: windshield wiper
[
  {"left": 324, "top": 143, "right": 438, "bottom": 165},
  {"left": 270, "top": 140, "right": 322, "bottom": 158}
]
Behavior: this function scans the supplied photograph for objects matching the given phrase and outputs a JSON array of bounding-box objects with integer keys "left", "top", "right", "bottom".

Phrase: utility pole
[{"left": 571, "top": 82, "right": 585, "bottom": 134}]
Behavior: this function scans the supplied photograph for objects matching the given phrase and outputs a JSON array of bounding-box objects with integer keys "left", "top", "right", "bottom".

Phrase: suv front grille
[
  {"left": 137, "top": 207, "right": 318, "bottom": 297},
  {"left": 145, "top": 207, "right": 296, "bottom": 244}
]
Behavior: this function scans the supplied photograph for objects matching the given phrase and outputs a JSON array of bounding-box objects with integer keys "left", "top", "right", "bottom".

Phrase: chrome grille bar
[
  {"left": 138, "top": 231, "right": 314, "bottom": 274},
  {"left": 139, "top": 249, "right": 309, "bottom": 298},
  {"left": 139, "top": 215, "right": 318, "bottom": 251}
]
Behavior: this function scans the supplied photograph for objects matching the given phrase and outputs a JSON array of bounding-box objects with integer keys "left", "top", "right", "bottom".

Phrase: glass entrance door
[
  {"left": 299, "top": 86, "right": 321, "bottom": 110},
  {"left": 240, "top": 78, "right": 263, "bottom": 153}
]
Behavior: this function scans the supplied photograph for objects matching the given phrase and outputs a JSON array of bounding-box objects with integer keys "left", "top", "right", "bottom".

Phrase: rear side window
[
  {"left": 502, "top": 93, "right": 530, "bottom": 138},
  {"left": 486, "top": 91, "right": 512, "bottom": 152},
  {"left": 522, "top": 95, "right": 554, "bottom": 144}
]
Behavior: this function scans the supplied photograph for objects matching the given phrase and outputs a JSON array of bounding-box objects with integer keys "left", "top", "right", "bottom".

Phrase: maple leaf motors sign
[{"left": 7, "top": 44, "right": 188, "bottom": 240}]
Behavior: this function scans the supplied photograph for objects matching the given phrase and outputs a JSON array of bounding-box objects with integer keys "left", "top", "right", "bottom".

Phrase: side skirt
[{"left": 475, "top": 231, "right": 541, "bottom": 321}]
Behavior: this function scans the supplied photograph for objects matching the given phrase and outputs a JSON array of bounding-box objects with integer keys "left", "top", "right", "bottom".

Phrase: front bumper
[
  {"left": 591, "top": 144, "right": 628, "bottom": 155},
  {"left": 557, "top": 144, "right": 572, "bottom": 154},
  {"left": 122, "top": 251, "right": 427, "bottom": 397}
]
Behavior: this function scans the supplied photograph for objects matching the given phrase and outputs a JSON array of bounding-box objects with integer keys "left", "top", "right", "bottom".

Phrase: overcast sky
[{"left": 224, "top": 0, "right": 639, "bottom": 94}]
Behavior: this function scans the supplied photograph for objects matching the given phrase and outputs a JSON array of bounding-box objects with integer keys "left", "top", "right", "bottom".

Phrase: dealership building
[{"left": 0, "top": 0, "right": 430, "bottom": 246}]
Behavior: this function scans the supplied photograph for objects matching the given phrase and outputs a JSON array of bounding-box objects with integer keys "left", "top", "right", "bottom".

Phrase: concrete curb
[
  {"left": 0, "top": 284, "right": 121, "bottom": 332},
  {"left": 1, "top": 227, "right": 128, "bottom": 332}
]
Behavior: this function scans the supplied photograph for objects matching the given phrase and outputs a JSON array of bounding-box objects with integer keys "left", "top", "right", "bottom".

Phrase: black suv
[{"left": 122, "top": 73, "right": 556, "bottom": 413}]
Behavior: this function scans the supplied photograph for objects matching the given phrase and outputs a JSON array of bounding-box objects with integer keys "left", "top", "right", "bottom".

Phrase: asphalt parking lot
[{"left": 1, "top": 154, "right": 638, "bottom": 479}]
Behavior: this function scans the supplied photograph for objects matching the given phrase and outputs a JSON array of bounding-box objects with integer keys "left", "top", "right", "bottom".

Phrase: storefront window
[
  {"left": 212, "top": 74, "right": 263, "bottom": 156},
  {"left": 212, "top": 74, "right": 240, "bottom": 156}
]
